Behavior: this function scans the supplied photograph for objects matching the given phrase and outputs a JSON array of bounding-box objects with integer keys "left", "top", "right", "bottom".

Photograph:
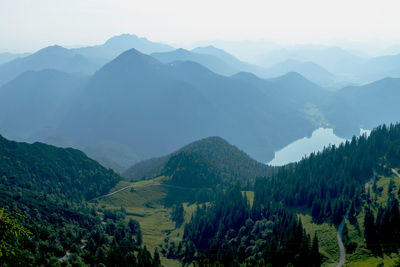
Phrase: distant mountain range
[
  {"left": 252, "top": 46, "right": 365, "bottom": 75},
  {"left": 151, "top": 48, "right": 239, "bottom": 76},
  {"left": 321, "top": 77, "right": 400, "bottom": 136},
  {"left": 0, "top": 69, "right": 88, "bottom": 141},
  {"left": 0, "top": 52, "right": 30, "bottom": 64},
  {"left": 152, "top": 47, "right": 340, "bottom": 87},
  {"left": 0, "top": 36, "right": 399, "bottom": 171},
  {"left": 0, "top": 45, "right": 97, "bottom": 86},
  {"left": 264, "top": 59, "right": 336, "bottom": 87},
  {"left": 253, "top": 46, "right": 400, "bottom": 85},
  {"left": 73, "top": 34, "right": 174, "bottom": 65},
  {"left": 54, "top": 48, "right": 317, "bottom": 166}
]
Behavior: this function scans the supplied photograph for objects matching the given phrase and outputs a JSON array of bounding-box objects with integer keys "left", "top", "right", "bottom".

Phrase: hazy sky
[{"left": 1, "top": 0, "right": 400, "bottom": 52}]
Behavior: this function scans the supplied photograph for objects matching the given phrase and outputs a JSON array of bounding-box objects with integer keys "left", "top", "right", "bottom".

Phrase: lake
[{"left": 268, "top": 128, "right": 370, "bottom": 166}]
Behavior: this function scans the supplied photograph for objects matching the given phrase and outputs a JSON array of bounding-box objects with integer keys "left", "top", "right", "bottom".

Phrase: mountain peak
[
  {"left": 104, "top": 34, "right": 140, "bottom": 45},
  {"left": 35, "top": 45, "right": 70, "bottom": 55},
  {"left": 106, "top": 48, "right": 161, "bottom": 67}
]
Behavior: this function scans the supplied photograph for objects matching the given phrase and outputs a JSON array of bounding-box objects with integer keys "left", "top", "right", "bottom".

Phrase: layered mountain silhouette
[
  {"left": 254, "top": 46, "right": 364, "bottom": 75},
  {"left": 0, "top": 52, "right": 30, "bottom": 64},
  {"left": 322, "top": 77, "right": 400, "bottom": 136},
  {"left": 74, "top": 34, "right": 174, "bottom": 65},
  {"left": 264, "top": 59, "right": 336, "bottom": 86},
  {"left": 54, "top": 48, "right": 319, "bottom": 165},
  {"left": 0, "top": 45, "right": 97, "bottom": 86},
  {"left": 0, "top": 41, "right": 399, "bottom": 171},
  {"left": 151, "top": 48, "right": 239, "bottom": 76},
  {"left": 355, "top": 53, "right": 400, "bottom": 83}
]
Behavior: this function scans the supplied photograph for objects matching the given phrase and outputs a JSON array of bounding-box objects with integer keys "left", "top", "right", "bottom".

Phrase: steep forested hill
[
  {"left": 0, "top": 134, "right": 120, "bottom": 201},
  {"left": 123, "top": 136, "right": 275, "bottom": 182}
]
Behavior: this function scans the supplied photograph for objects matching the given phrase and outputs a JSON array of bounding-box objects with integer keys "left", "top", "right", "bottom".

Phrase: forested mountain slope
[
  {"left": 0, "top": 135, "right": 161, "bottom": 266},
  {"left": 123, "top": 136, "right": 275, "bottom": 182},
  {"left": 166, "top": 123, "right": 400, "bottom": 266}
]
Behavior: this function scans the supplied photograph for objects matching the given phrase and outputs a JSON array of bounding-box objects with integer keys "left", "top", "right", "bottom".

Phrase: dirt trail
[
  {"left": 336, "top": 173, "right": 376, "bottom": 267},
  {"left": 89, "top": 183, "right": 196, "bottom": 201},
  {"left": 392, "top": 168, "right": 400, "bottom": 178},
  {"left": 336, "top": 214, "right": 347, "bottom": 267}
]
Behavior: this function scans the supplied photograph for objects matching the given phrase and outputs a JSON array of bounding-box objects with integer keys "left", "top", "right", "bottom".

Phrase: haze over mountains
[{"left": 0, "top": 34, "right": 399, "bottom": 171}]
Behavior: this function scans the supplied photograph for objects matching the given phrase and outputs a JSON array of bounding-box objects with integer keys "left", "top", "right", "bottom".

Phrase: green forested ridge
[
  {"left": 125, "top": 137, "right": 276, "bottom": 205},
  {"left": 0, "top": 135, "right": 160, "bottom": 266},
  {"left": 163, "top": 152, "right": 220, "bottom": 188},
  {"left": 0, "top": 134, "right": 120, "bottom": 200},
  {"left": 124, "top": 136, "right": 275, "bottom": 182}
]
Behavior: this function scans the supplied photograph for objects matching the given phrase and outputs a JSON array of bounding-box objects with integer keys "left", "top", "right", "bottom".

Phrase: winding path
[
  {"left": 336, "top": 173, "right": 376, "bottom": 267},
  {"left": 89, "top": 183, "right": 198, "bottom": 201},
  {"left": 336, "top": 212, "right": 348, "bottom": 267},
  {"left": 392, "top": 168, "right": 400, "bottom": 178}
]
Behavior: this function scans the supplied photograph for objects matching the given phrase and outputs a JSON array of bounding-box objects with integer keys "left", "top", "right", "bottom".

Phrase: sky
[{"left": 1, "top": 0, "right": 400, "bottom": 53}]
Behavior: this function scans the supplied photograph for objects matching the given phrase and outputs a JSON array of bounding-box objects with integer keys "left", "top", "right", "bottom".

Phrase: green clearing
[
  {"left": 299, "top": 214, "right": 339, "bottom": 266},
  {"left": 92, "top": 170, "right": 400, "bottom": 266},
  {"left": 299, "top": 171, "right": 400, "bottom": 267},
  {"left": 93, "top": 180, "right": 254, "bottom": 266},
  {"left": 94, "top": 177, "right": 187, "bottom": 267},
  {"left": 344, "top": 172, "right": 400, "bottom": 266}
]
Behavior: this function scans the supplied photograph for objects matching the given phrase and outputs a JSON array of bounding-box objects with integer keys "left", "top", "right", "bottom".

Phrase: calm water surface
[{"left": 268, "top": 128, "right": 370, "bottom": 166}]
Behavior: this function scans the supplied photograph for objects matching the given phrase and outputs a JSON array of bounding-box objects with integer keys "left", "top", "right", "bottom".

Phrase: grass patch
[
  {"left": 345, "top": 253, "right": 397, "bottom": 267},
  {"left": 242, "top": 190, "right": 254, "bottom": 207},
  {"left": 96, "top": 178, "right": 183, "bottom": 266},
  {"left": 299, "top": 214, "right": 339, "bottom": 266}
]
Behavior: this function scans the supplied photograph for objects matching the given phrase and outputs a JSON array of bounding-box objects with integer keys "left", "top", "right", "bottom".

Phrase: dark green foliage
[
  {"left": 124, "top": 136, "right": 276, "bottom": 181},
  {"left": 171, "top": 204, "right": 185, "bottom": 228},
  {"left": 0, "top": 208, "right": 31, "bottom": 258},
  {"left": 0, "top": 135, "right": 159, "bottom": 266},
  {"left": 170, "top": 185, "right": 321, "bottom": 266},
  {"left": 0, "top": 134, "right": 121, "bottom": 201},
  {"left": 254, "top": 124, "right": 400, "bottom": 224},
  {"left": 163, "top": 152, "right": 219, "bottom": 188}
]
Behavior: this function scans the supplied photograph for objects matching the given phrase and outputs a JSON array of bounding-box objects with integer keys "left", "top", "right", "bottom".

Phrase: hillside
[
  {"left": 0, "top": 134, "right": 162, "bottom": 266},
  {"left": 0, "top": 69, "right": 88, "bottom": 142},
  {"left": 0, "top": 52, "right": 30, "bottom": 64},
  {"left": 163, "top": 123, "right": 400, "bottom": 266},
  {"left": 123, "top": 136, "right": 275, "bottom": 182},
  {"left": 322, "top": 77, "right": 400, "bottom": 137},
  {"left": 0, "top": 134, "right": 120, "bottom": 201}
]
